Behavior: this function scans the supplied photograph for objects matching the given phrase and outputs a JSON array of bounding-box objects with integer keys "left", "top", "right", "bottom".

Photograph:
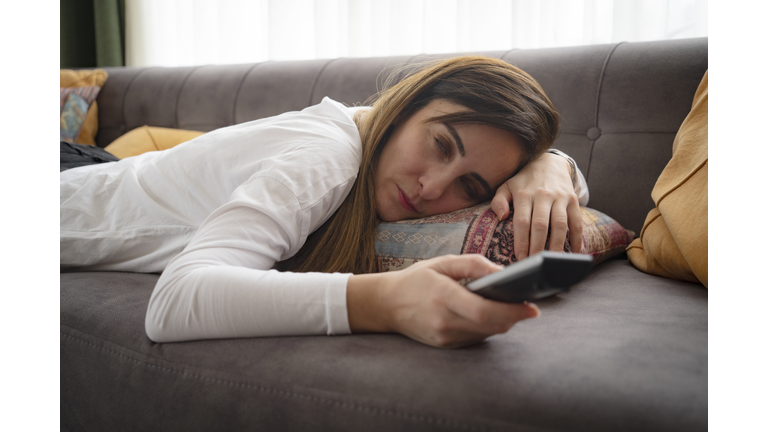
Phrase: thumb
[
  {"left": 426, "top": 254, "right": 504, "bottom": 282},
  {"left": 491, "top": 188, "right": 512, "bottom": 221}
]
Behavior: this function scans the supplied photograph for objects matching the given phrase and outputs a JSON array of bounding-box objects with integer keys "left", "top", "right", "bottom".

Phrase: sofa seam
[
  {"left": 232, "top": 62, "right": 264, "bottom": 125},
  {"left": 500, "top": 48, "right": 520, "bottom": 61},
  {"left": 120, "top": 68, "right": 153, "bottom": 139},
  {"left": 596, "top": 130, "right": 678, "bottom": 135},
  {"left": 308, "top": 59, "right": 336, "bottom": 107},
  {"left": 176, "top": 122, "right": 226, "bottom": 129},
  {"left": 560, "top": 130, "right": 678, "bottom": 136},
  {"left": 60, "top": 331, "right": 489, "bottom": 431},
  {"left": 586, "top": 41, "right": 624, "bottom": 181},
  {"left": 175, "top": 66, "right": 203, "bottom": 129}
]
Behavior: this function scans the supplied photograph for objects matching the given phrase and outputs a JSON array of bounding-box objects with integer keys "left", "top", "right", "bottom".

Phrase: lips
[{"left": 397, "top": 186, "right": 417, "bottom": 213}]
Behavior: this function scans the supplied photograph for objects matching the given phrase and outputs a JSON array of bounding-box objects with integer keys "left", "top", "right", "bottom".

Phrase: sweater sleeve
[
  {"left": 574, "top": 161, "right": 589, "bottom": 207},
  {"left": 548, "top": 149, "right": 589, "bottom": 206},
  {"left": 145, "top": 175, "right": 353, "bottom": 343}
]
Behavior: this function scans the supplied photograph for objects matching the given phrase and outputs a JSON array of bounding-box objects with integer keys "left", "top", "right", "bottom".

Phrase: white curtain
[{"left": 125, "top": 0, "right": 708, "bottom": 67}]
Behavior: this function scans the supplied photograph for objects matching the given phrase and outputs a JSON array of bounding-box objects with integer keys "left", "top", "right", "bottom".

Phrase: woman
[{"left": 61, "top": 56, "right": 588, "bottom": 348}]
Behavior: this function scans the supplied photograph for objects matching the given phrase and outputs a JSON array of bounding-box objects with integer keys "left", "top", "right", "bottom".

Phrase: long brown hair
[{"left": 279, "top": 56, "right": 559, "bottom": 274}]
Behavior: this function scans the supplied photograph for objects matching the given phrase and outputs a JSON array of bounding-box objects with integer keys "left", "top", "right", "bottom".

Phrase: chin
[
  {"left": 377, "top": 211, "right": 398, "bottom": 223},
  {"left": 376, "top": 204, "right": 404, "bottom": 222}
]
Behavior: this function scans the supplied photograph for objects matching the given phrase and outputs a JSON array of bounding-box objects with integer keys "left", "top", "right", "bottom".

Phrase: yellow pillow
[
  {"left": 627, "top": 71, "right": 708, "bottom": 287},
  {"left": 60, "top": 69, "right": 108, "bottom": 145},
  {"left": 104, "top": 126, "right": 205, "bottom": 159}
]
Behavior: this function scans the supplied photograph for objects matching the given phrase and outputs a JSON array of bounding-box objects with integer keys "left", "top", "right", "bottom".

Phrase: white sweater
[
  {"left": 60, "top": 97, "right": 589, "bottom": 343},
  {"left": 61, "top": 98, "right": 362, "bottom": 342}
]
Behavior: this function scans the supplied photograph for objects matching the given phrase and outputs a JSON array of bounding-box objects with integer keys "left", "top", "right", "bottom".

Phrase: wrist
[
  {"left": 545, "top": 149, "right": 576, "bottom": 188},
  {"left": 347, "top": 273, "right": 394, "bottom": 334}
]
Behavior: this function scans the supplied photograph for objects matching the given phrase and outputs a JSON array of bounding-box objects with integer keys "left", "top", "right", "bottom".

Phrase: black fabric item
[{"left": 60, "top": 141, "right": 119, "bottom": 171}]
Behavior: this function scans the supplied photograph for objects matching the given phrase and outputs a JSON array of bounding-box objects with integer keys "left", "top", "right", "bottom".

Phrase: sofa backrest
[{"left": 96, "top": 38, "right": 708, "bottom": 234}]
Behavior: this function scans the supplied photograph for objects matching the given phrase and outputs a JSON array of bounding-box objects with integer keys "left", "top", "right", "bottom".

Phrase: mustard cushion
[
  {"left": 60, "top": 69, "right": 108, "bottom": 145},
  {"left": 104, "top": 126, "right": 205, "bottom": 159},
  {"left": 627, "top": 71, "right": 708, "bottom": 287}
]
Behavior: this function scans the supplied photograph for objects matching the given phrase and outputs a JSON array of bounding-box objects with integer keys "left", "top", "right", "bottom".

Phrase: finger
[
  {"left": 511, "top": 194, "right": 533, "bottom": 261},
  {"left": 528, "top": 197, "right": 554, "bottom": 257},
  {"left": 426, "top": 254, "right": 503, "bottom": 282},
  {"left": 566, "top": 200, "right": 584, "bottom": 253},
  {"left": 547, "top": 200, "right": 569, "bottom": 252},
  {"left": 491, "top": 184, "right": 512, "bottom": 221},
  {"left": 446, "top": 288, "right": 541, "bottom": 329}
]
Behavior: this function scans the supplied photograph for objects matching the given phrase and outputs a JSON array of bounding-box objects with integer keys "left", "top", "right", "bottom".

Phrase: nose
[{"left": 419, "top": 169, "right": 453, "bottom": 201}]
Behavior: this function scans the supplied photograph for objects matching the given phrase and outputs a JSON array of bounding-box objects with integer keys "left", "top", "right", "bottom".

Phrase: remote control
[{"left": 467, "top": 251, "right": 593, "bottom": 303}]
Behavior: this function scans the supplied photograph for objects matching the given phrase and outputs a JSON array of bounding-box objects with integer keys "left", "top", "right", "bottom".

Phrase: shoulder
[
  {"left": 228, "top": 98, "right": 364, "bottom": 207},
  {"left": 199, "top": 97, "right": 362, "bottom": 161}
]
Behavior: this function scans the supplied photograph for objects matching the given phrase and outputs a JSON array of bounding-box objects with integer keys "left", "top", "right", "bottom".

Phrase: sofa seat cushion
[{"left": 61, "top": 261, "right": 707, "bottom": 432}]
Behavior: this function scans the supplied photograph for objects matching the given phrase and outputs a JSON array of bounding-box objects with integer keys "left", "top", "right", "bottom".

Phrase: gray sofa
[{"left": 61, "top": 38, "right": 708, "bottom": 431}]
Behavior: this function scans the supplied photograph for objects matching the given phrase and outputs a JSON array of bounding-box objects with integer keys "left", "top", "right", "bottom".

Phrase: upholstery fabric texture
[
  {"left": 627, "top": 71, "right": 708, "bottom": 287},
  {"left": 376, "top": 204, "right": 634, "bottom": 272},
  {"left": 60, "top": 69, "right": 108, "bottom": 145},
  {"left": 103, "top": 125, "right": 206, "bottom": 159},
  {"left": 61, "top": 260, "right": 707, "bottom": 432}
]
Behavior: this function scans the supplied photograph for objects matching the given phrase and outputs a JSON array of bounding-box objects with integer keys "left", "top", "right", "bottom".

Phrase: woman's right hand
[{"left": 347, "top": 254, "right": 541, "bottom": 349}]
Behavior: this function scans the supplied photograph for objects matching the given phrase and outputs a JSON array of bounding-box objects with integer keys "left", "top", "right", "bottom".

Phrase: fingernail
[{"left": 524, "top": 302, "right": 541, "bottom": 318}]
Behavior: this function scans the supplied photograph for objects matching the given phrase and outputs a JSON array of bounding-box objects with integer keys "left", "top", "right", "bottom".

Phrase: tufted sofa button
[{"left": 587, "top": 127, "right": 602, "bottom": 140}]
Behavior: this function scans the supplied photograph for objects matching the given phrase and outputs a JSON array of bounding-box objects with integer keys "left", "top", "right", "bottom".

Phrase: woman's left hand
[{"left": 490, "top": 153, "right": 583, "bottom": 261}]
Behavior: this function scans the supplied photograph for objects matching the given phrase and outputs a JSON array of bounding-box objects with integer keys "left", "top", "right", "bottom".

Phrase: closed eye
[
  {"left": 434, "top": 137, "right": 449, "bottom": 158},
  {"left": 460, "top": 178, "right": 481, "bottom": 201}
]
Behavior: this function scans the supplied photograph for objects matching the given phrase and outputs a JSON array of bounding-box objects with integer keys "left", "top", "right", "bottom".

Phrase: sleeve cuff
[
  {"left": 547, "top": 149, "right": 590, "bottom": 206},
  {"left": 325, "top": 272, "right": 353, "bottom": 335}
]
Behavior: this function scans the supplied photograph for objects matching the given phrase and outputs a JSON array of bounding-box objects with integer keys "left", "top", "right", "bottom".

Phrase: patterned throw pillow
[
  {"left": 60, "top": 86, "right": 101, "bottom": 142},
  {"left": 375, "top": 204, "right": 635, "bottom": 272},
  {"left": 60, "top": 69, "right": 108, "bottom": 145}
]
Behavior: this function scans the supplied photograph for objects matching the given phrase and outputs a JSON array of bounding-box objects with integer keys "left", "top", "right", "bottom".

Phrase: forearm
[
  {"left": 146, "top": 260, "right": 352, "bottom": 342},
  {"left": 346, "top": 273, "right": 392, "bottom": 333}
]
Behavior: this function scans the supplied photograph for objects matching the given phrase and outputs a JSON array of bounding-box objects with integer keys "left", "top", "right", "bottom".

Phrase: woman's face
[{"left": 375, "top": 99, "right": 524, "bottom": 222}]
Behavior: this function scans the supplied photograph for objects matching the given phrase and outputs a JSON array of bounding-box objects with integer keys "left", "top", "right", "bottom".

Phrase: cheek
[
  {"left": 390, "top": 149, "right": 425, "bottom": 179},
  {"left": 427, "top": 190, "right": 474, "bottom": 215}
]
